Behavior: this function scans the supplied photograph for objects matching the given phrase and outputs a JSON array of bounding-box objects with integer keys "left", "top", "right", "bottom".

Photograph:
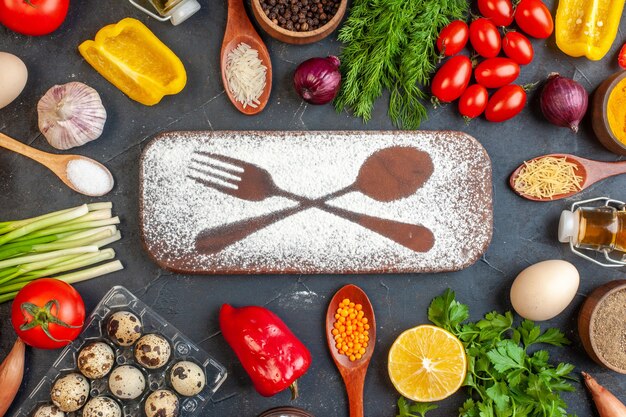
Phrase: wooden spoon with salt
[
  {"left": 0, "top": 132, "right": 114, "bottom": 197},
  {"left": 510, "top": 153, "right": 626, "bottom": 201},
  {"left": 221, "top": 0, "right": 272, "bottom": 115}
]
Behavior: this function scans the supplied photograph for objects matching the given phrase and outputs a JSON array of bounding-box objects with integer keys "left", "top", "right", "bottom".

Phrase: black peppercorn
[{"left": 259, "top": 0, "right": 341, "bottom": 31}]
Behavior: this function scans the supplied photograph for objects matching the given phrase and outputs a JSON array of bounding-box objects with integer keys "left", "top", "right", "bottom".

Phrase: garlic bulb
[{"left": 38, "top": 82, "right": 107, "bottom": 150}]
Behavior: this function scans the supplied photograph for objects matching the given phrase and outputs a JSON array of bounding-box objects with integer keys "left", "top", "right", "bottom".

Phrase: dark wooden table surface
[{"left": 1, "top": 1, "right": 625, "bottom": 416}]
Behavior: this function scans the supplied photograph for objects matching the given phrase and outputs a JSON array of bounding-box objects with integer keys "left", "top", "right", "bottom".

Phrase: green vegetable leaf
[
  {"left": 486, "top": 382, "right": 510, "bottom": 411},
  {"left": 486, "top": 340, "right": 526, "bottom": 373},
  {"left": 428, "top": 289, "right": 469, "bottom": 331},
  {"left": 397, "top": 397, "right": 438, "bottom": 417}
]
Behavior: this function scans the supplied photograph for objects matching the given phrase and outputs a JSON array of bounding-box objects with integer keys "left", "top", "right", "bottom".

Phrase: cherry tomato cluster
[{"left": 431, "top": 0, "right": 553, "bottom": 123}]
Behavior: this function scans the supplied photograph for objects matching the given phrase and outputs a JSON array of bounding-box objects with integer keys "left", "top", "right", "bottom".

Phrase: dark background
[{"left": 1, "top": 1, "right": 625, "bottom": 416}]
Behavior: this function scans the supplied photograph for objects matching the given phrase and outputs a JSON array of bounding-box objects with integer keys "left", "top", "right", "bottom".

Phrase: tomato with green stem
[
  {"left": 469, "top": 18, "right": 502, "bottom": 58},
  {"left": 11, "top": 278, "right": 84, "bottom": 349},
  {"left": 431, "top": 55, "right": 472, "bottom": 103},
  {"left": 503, "top": 31, "right": 534, "bottom": 65},
  {"left": 485, "top": 84, "right": 527, "bottom": 122},
  {"left": 0, "top": 0, "right": 69, "bottom": 36},
  {"left": 437, "top": 20, "right": 469, "bottom": 57},
  {"left": 477, "top": 0, "right": 514, "bottom": 26},
  {"left": 459, "top": 84, "right": 489, "bottom": 121},
  {"left": 515, "top": 0, "right": 553, "bottom": 39}
]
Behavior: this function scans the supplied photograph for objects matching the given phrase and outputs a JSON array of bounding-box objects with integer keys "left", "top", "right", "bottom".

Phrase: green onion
[{"left": 0, "top": 203, "right": 124, "bottom": 302}]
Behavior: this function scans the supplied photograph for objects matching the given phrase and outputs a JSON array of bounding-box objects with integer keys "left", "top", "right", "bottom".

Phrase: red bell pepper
[{"left": 219, "top": 304, "right": 312, "bottom": 398}]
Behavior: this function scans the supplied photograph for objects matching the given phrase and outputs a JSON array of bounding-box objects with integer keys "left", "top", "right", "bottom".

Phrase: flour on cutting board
[{"left": 140, "top": 131, "right": 492, "bottom": 273}]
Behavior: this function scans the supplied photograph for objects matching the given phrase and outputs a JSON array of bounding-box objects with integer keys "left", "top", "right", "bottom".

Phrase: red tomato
[
  {"left": 469, "top": 18, "right": 502, "bottom": 58},
  {"left": 11, "top": 278, "right": 85, "bottom": 349},
  {"left": 502, "top": 31, "right": 534, "bottom": 65},
  {"left": 431, "top": 55, "right": 472, "bottom": 103},
  {"left": 437, "top": 20, "right": 469, "bottom": 57},
  {"left": 485, "top": 85, "right": 527, "bottom": 122},
  {"left": 477, "top": 0, "right": 514, "bottom": 26},
  {"left": 475, "top": 58, "right": 520, "bottom": 89},
  {"left": 459, "top": 84, "right": 489, "bottom": 120},
  {"left": 619, "top": 44, "right": 626, "bottom": 70},
  {"left": 515, "top": 0, "right": 553, "bottom": 39},
  {"left": 0, "top": 0, "right": 69, "bottom": 36}
]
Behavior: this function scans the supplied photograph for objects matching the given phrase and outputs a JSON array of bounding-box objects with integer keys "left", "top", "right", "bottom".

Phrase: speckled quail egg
[
  {"left": 106, "top": 311, "right": 142, "bottom": 346},
  {"left": 134, "top": 334, "right": 171, "bottom": 369},
  {"left": 77, "top": 342, "right": 115, "bottom": 379},
  {"left": 169, "top": 361, "right": 206, "bottom": 397},
  {"left": 144, "top": 390, "right": 179, "bottom": 417},
  {"left": 108, "top": 365, "right": 145, "bottom": 400},
  {"left": 82, "top": 397, "right": 121, "bottom": 417},
  {"left": 33, "top": 404, "right": 65, "bottom": 417},
  {"left": 50, "top": 373, "right": 90, "bottom": 412}
]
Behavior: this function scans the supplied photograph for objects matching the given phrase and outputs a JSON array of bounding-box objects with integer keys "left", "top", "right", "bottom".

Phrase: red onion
[
  {"left": 293, "top": 56, "right": 341, "bottom": 105},
  {"left": 540, "top": 73, "right": 588, "bottom": 133}
]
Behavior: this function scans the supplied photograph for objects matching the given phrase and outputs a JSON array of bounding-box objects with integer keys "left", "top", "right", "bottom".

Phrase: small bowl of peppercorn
[{"left": 251, "top": 0, "right": 347, "bottom": 45}]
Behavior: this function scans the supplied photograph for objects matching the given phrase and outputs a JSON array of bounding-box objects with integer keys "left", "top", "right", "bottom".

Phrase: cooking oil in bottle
[
  {"left": 559, "top": 206, "right": 626, "bottom": 252},
  {"left": 128, "top": 0, "right": 200, "bottom": 25}
]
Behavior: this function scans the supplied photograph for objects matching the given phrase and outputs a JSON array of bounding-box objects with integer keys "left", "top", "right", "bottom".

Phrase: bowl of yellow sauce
[{"left": 593, "top": 71, "right": 626, "bottom": 155}]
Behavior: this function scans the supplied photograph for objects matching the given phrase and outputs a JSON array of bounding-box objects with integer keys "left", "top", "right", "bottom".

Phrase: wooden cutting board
[{"left": 139, "top": 131, "right": 493, "bottom": 274}]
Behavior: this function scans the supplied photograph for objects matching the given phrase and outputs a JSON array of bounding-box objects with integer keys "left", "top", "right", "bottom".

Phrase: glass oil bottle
[{"left": 559, "top": 197, "right": 626, "bottom": 267}]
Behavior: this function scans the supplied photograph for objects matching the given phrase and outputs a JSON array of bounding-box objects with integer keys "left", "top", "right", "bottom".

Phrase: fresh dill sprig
[{"left": 335, "top": 0, "right": 468, "bottom": 129}]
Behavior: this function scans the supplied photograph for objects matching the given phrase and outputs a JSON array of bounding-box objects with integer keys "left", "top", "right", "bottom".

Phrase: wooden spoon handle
[
  {"left": 0, "top": 132, "right": 55, "bottom": 166},
  {"left": 584, "top": 159, "right": 626, "bottom": 186},
  {"left": 344, "top": 369, "right": 366, "bottom": 417},
  {"left": 320, "top": 203, "right": 435, "bottom": 253}
]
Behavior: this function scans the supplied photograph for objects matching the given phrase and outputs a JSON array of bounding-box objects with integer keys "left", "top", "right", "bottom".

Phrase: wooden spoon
[
  {"left": 0, "top": 132, "right": 114, "bottom": 197},
  {"left": 221, "top": 0, "right": 272, "bottom": 115},
  {"left": 509, "top": 153, "right": 626, "bottom": 201},
  {"left": 326, "top": 284, "right": 376, "bottom": 417}
]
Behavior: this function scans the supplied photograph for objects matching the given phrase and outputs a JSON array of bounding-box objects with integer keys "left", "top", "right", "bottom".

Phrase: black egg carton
[{"left": 12, "top": 286, "right": 227, "bottom": 417}]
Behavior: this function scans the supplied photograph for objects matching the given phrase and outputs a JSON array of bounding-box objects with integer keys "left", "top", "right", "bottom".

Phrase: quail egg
[
  {"left": 134, "top": 334, "right": 171, "bottom": 369},
  {"left": 108, "top": 365, "right": 145, "bottom": 400},
  {"left": 106, "top": 311, "right": 142, "bottom": 346},
  {"left": 32, "top": 404, "right": 65, "bottom": 417},
  {"left": 77, "top": 342, "right": 115, "bottom": 379},
  {"left": 50, "top": 373, "right": 90, "bottom": 412},
  {"left": 144, "top": 390, "right": 179, "bottom": 417},
  {"left": 170, "top": 361, "right": 206, "bottom": 397},
  {"left": 82, "top": 397, "right": 121, "bottom": 417}
]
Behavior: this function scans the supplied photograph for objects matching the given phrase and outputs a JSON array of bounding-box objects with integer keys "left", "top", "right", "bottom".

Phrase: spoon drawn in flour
[{"left": 188, "top": 146, "right": 435, "bottom": 254}]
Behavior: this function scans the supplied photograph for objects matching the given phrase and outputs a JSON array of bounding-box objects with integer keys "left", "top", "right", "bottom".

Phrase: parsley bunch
[
  {"left": 398, "top": 289, "right": 577, "bottom": 417},
  {"left": 334, "top": 0, "right": 468, "bottom": 129}
]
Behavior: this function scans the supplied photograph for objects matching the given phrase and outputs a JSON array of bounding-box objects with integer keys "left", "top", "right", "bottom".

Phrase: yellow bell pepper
[
  {"left": 79, "top": 18, "right": 187, "bottom": 106},
  {"left": 556, "top": 0, "right": 625, "bottom": 61}
]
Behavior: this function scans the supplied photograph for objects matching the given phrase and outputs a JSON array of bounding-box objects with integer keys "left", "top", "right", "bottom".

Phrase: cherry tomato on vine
[
  {"left": 0, "top": 0, "right": 69, "bottom": 36},
  {"left": 502, "top": 31, "right": 534, "bottom": 65},
  {"left": 469, "top": 18, "right": 502, "bottom": 58},
  {"left": 11, "top": 278, "right": 85, "bottom": 349},
  {"left": 485, "top": 85, "right": 527, "bottom": 122},
  {"left": 477, "top": 0, "right": 514, "bottom": 26},
  {"left": 431, "top": 55, "right": 472, "bottom": 103},
  {"left": 437, "top": 20, "right": 469, "bottom": 57},
  {"left": 515, "top": 0, "right": 553, "bottom": 39},
  {"left": 459, "top": 84, "right": 489, "bottom": 120},
  {"left": 475, "top": 58, "right": 520, "bottom": 89}
]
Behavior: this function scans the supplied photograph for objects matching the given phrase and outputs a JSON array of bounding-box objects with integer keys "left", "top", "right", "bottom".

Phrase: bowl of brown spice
[
  {"left": 579, "top": 280, "right": 626, "bottom": 374},
  {"left": 251, "top": 0, "right": 347, "bottom": 45}
]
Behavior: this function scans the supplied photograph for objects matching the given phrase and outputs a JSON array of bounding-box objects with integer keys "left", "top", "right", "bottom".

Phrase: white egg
[
  {"left": 0, "top": 52, "right": 27, "bottom": 109},
  {"left": 510, "top": 260, "right": 579, "bottom": 321}
]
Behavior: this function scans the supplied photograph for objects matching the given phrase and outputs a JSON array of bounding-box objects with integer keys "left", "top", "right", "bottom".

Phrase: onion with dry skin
[
  {"left": 582, "top": 372, "right": 626, "bottom": 417},
  {"left": 0, "top": 339, "right": 25, "bottom": 417}
]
